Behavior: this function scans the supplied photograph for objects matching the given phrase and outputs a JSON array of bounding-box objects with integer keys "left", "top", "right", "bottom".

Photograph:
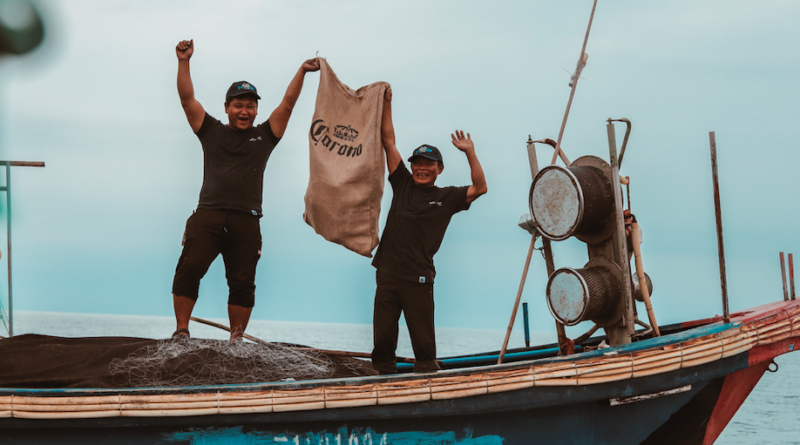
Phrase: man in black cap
[
  {"left": 371, "top": 86, "right": 487, "bottom": 373},
  {"left": 171, "top": 39, "right": 319, "bottom": 340}
]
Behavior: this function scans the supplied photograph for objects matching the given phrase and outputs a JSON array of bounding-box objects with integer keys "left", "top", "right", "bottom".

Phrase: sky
[{"left": 0, "top": 0, "right": 798, "bottom": 344}]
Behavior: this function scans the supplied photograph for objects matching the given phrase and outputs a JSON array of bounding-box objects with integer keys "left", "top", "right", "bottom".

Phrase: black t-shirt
[
  {"left": 372, "top": 162, "right": 470, "bottom": 284},
  {"left": 195, "top": 113, "right": 281, "bottom": 217}
]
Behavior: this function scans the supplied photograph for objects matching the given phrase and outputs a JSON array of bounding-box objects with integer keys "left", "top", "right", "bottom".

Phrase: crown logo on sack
[{"left": 333, "top": 125, "right": 359, "bottom": 142}]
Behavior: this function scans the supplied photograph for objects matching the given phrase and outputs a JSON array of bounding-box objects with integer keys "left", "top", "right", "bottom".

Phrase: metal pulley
[
  {"left": 528, "top": 156, "right": 616, "bottom": 244},
  {"left": 546, "top": 257, "right": 625, "bottom": 327}
]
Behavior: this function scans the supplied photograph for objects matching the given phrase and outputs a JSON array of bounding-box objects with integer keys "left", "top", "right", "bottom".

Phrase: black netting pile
[{"left": 0, "top": 334, "right": 376, "bottom": 388}]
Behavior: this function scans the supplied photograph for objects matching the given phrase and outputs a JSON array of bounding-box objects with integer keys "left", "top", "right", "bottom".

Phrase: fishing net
[
  {"left": 108, "top": 338, "right": 337, "bottom": 387},
  {"left": 0, "top": 334, "right": 377, "bottom": 389}
]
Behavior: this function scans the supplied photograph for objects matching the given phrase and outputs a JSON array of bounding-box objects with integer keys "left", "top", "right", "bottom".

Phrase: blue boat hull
[{"left": 0, "top": 352, "right": 769, "bottom": 444}]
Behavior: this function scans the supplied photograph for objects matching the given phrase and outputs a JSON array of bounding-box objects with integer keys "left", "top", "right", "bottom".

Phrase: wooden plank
[
  {"left": 121, "top": 401, "right": 219, "bottom": 410},
  {"left": 14, "top": 410, "right": 121, "bottom": 419},
  {"left": 431, "top": 387, "right": 488, "bottom": 400},
  {"left": 272, "top": 401, "right": 325, "bottom": 413},
  {"left": 721, "top": 344, "right": 752, "bottom": 358},
  {"left": 578, "top": 373, "right": 633, "bottom": 385},
  {"left": 632, "top": 362, "right": 681, "bottom": 378},
  {"left": 218, "top": 405, "right": 272, "bottom": 415},
  {"left": 632, "top": 350, "right": 683, "bottom": 366},
  {"left": 218, "top": 398, "right": 271, "bottom": 408},
  {"left": 682, "top": 354, "right": 723, "bottom": 368},
  {"left": 120, "top": 394, "right": 217, "bottom": 404},
  {"left": 272, "top": 388, "right": 324, "bottom": 405},
  {"left": 325, "top": 398, "right": 378, "bottom": 409},
  {"left": 217, "top": 391, "right": 271, "bottom": 401},
  {"left": 533, "top": 378, "right": 578, "bottom": 387},
  {"left": 533, "top": 361, "right": 576, "bottom": 375},
  {"left": 17, "top": 395, "right": 120, "bottom": 405},
  {"left": 121, "top": 408, "right": 219, "bottom": 417},
  {"left": 324, "top": 384, "right": 376, "bottom": 399},
  {"left": 430, "top": 375, "right": 487, "bottom": 394},
  {"left": 377, "top": 393, "right": 431, "bottom": 405},
  {"left": 12, "top": 403, "right": 120, "bottom": 412},
  {"left": 488, "top": 381, "right": 534, "bottom": 393}
]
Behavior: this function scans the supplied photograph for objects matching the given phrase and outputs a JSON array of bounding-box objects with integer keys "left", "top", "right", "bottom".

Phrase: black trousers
[
  {"left": 372, "top": 271, "right": 440, "bottom": 374},
  {"left": 172, "top": 209, "right": 262, "bottom": 308}
]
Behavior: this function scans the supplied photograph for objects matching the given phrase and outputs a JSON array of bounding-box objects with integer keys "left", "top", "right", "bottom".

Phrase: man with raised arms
[
  {"left": 171, "top": 39, "right": 319, "bottom": 340},
  {"left": 371, "top": 86, "right": 488, "bottom": 373}
]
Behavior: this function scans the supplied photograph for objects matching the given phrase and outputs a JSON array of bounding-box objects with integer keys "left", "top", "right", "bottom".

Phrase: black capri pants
[{"left": 172, "top": 209, "right": 262, "bottom": 308}]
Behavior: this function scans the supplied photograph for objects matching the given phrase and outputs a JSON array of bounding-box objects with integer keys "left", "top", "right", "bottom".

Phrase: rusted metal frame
[
  {"left": 606, "top": 122, "right": 636, "bottom": 337},
  {"left": 549, "top": 0, "right": 599, "bottom": 167},
  {"left": 780, "top": 253, "right": 789, "bottom": 301},
  {"left": 573, "top": 323, "right": 600, "bottom": 345},
  {"left": 610, "top": 119, "right": 632, "bottom": 168},
  {"left": 532, "top": 138, "right": 570, "bottom": 167},
  {"left": 790, "top": 253, "right": 796, "bottom": 301},
  {"left": 0, "top": 161, "right": 46, "bottom": 337},
  {"left": 708, "top": 132, "right": 730, "bottom": 322},
  {"left": 528, "top": 138, "right": 570, "bottom": 353}
]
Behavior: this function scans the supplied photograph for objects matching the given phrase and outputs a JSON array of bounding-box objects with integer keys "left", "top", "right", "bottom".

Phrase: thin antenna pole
[
  {"left": 708, "top": 132, "right": 730, "bottom": 322},
  {"left": 5, "top": 163, "right": 12, "bottom": 337},
  {"left": 790, "top": 253, "right": 796, "bottom": 301},
  {"left": 550, "top": 0, "right": 599, "bottom": 166}
]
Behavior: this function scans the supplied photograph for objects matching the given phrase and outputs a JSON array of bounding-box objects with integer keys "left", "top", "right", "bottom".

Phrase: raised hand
[
  {"left": 384, "top": 85, "right": 392, "bottom": 102},
  {"left": 176, "top": 39, "right": 193, "bottom": 60},
  {"left": 451, "top": 130, "right": 474, "bottom": 153},
  {"left": 302, "top": 58, "right": 320, "bottom": 72}
]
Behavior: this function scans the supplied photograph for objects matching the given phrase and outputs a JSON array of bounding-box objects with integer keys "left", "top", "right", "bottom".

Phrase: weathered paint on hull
[
  {"left": 0, "top": 351, "right": 770, "bottom": 445},
  {"left": 4, "top": 300, "right": 797, "bottom": 444}
]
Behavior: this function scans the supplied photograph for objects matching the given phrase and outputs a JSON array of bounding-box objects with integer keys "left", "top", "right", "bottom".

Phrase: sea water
[{"left": 9, "top": 311, "right": 799, "bottom": 444}]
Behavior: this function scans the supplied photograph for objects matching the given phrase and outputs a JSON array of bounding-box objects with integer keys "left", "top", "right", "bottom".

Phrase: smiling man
[
  {"left": 371, "top": 86, "right": 487, "bottom": 374},
  {"left": 171, "top": 39, "right": 319, "bottom": 341}
]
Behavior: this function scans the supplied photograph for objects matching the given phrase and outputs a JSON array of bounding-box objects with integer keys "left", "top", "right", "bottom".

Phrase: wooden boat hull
[{"left": 1, "top": 300, "right": 797, "bottom": 444}]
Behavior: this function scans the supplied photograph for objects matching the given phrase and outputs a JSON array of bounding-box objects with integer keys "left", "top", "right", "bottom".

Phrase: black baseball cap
[
  {"left": 408, "top": 144, "right": 443, "bottom": 163},
  {"left": 226, "top": 81, "right": 261, "bottom": 101}
]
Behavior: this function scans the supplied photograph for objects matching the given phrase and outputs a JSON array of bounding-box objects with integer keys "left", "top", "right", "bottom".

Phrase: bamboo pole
[
  {"left": 189, "top": 317, "right": 329, "bottom": 365},
  {"left": 190, "top": 316, "right": 415, "bottom": 363},
  {"left": 498, "top": 236, "right": 536, "bottom": 364},
  {"left": 630, "top": 222, "right": 660, "bottom": 336},
  {"left": 550, "top": 0, "right": 598, "bottom": 166}
]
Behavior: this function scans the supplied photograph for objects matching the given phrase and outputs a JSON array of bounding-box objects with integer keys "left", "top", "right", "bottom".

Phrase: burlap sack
[{"left": 304, "top": 59, "right": 387, "bottom": 257}]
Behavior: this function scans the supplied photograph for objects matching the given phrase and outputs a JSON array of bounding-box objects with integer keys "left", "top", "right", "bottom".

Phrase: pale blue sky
[{"left": 0, "top": 1, "right": 798, "bottom": 342}]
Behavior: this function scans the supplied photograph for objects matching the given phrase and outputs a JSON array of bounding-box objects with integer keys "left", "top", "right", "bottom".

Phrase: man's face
[
  {"left": 410, "top": 157, "right": 443, "bottom": 188},
  {"left": 225, "top": 96, "right": 258, "bottom": 130}
]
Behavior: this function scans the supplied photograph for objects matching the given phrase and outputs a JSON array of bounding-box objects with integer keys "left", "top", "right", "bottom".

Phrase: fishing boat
[
  {"left": 3, "top": 116, "right": 799, "bottom": 445},
  {"left": 0, "top": 299, "right": 798, "bottom": 444},
  {"left": 2, "top": 2, "right": 799, "bottom": 444}
]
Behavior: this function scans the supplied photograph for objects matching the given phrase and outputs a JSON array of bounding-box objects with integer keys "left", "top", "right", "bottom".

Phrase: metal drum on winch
[
  {"left": 546, "top": 257, "right": 624, "bottom": 326},
  {"left": 528, "top": 157, "right": 616, "bottom": 243}
]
